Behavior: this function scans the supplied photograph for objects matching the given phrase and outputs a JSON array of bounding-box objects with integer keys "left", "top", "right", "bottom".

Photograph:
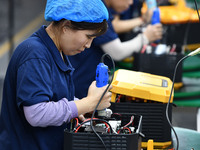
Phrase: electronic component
[
  {"left": 71, "top": 113, "right": 139, "bottom": 135},
  {"left": 97, "top": 108, "right": 112, "bottom": 118},
  {"left": 64, "top": 113, "right": 143, "bottom": 150}
]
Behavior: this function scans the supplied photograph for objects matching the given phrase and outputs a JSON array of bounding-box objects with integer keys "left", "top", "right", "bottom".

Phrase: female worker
[
  {"left": 69, "top": 0, "right": 163, "bottom": 99},
  {"left": 0, "top": 0, "right": 112, "bottom": 150}
]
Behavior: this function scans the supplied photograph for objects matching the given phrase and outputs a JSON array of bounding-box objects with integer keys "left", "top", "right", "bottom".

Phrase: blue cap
[{"left": 44, "top": 0, "right": 109, "bottom": 23}]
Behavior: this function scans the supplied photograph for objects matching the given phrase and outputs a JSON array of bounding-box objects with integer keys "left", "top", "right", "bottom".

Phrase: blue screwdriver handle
[
  {"left": 151, "top": 8, "right": 160, "bottom": 25},
  {"left": 151, "top": 8, "right": 161, "bottom": 43},
  {"left": 96, "top": 63, "right": 109, "bottom": 88}
]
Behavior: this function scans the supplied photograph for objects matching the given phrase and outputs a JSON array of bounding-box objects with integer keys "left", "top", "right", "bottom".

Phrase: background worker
[
  {"left": 0, "top": 0, "right": 112, "bottom": 150},
  {"left": 69, "top": 0, "right": 163, "bottom": 99},
  {"left": 111, "top": 0, "right": 153, "bottom": 34}
]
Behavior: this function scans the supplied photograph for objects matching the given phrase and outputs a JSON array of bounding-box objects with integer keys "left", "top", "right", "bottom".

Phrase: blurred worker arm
[
  {"left": 101, "top": 34, "right": 148, "bottom": 61},
  {"left": 101, "top": 23, "right": 163, "bottom": 61},
  {"left": 112, "top": 15, "right": 144, "bottom": 34},
  {"left": 112, "top": 10, "right": 153, "bottom": 34}
]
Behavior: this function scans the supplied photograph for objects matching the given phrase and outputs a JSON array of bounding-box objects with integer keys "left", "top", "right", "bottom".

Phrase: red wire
[
  {"left": 103, "top": 122, "right": 110, "bottom": 133},
  {"left": 170, "top": 44, "right": 176, "bottom": 53},
  {"left": 75, "top": 125, "right": 82, "bottom": 133},
  {"left": 113, "top": 113, "right": 122, "bottom": 116},
  {"left": 116, "top": 94, "right": 122, "bottom": 103},
  {"left": 74, "top": 118, "right": 79, "bottom": 127},
  {"left": 117, "top": 127, "right": 132, "bottom": 134},
  {"left": 141, "top": 45, "right": 147, "bottom": 54},
  {"left": 151, "top": 43, "right": 158, "bottom": 47},
  {"left": 124, "top": 116, "right": 134, "bottom": 127},
  {"left": 75, "top": 118, "right": 98, "bottom": 133},
  {"left": 74, "top": 118, "right": 110, "bottom": 133}
]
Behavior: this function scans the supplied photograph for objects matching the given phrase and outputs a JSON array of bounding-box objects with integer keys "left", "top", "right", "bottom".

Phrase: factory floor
[{"left": 172, "top": 106, "right": 197, "bottom": 130}]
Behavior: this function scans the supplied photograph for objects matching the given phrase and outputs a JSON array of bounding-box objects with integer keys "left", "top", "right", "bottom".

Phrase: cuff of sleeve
[
  {"left": 74, "top": 97, "right": 79, "bottom": 101},
  {"left": 68, "top": 101, "right": 79, "bottom": 119},
  {"left": 142, "top": 34, "right": 149, "bottom": 45}
]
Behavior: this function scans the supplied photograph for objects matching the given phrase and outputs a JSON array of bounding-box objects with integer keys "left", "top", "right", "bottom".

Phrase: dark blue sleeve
[
  {"left": 16, "top": 59, "right": 53, "bottom": 107},
  {"left": 92, "top": 16, "right": 118, "bottom": 46}
]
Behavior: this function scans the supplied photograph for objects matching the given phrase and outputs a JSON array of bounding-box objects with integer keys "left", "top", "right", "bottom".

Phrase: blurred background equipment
[
  {"left": 116, "top": 0, "right": 200, "bottom": 132},
  {"left": 0, "top": 0, "right": 46, "bottom": 110}
]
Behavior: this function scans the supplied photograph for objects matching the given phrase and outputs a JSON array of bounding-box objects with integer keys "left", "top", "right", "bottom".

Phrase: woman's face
[
  {"left": 110, "top": 0, "right": 133, "bottom": 13},
  {"left": 59, "top": 27, "right": 96, "bottom": 56}
]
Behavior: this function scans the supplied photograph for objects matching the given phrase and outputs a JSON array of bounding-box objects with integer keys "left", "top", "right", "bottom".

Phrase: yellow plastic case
[
  {"left": 142, "top": 0, "right": 200, "bottom": 24},
  {"left": 141, "top": 0, "right": 200, "bottom": 48},
  {"left": 111, "top": 69, "right": 173, "bottom": 103}
]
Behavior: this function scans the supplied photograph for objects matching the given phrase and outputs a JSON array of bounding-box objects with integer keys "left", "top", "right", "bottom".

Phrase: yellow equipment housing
[
  {"left": 111, "top": 69, "right": 174, "bottom": 103},
  {"left": 110, "top": 69, "right": 174, "bottom": 149},
  {"left": 141, "top": 0, "right": 200, "bottom": 24}
]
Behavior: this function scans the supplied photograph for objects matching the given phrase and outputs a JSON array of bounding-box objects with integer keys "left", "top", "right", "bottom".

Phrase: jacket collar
[{"left": 36, "top": 25, "right": 74, "bottom": 73}]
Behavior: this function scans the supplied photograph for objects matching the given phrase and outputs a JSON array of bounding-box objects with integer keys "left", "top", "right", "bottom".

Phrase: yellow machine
[
  {"left": 142, "top": 0, "right": 199, "bottom": 24},
  {"left": 110, "top": 69, "right": 174, "bottom": 149},
  {"left": 111, "top": 69, "right": 173, "bottom": 103},
  {"left": 142, "top": 0, "right": 200, "bottom": 50}
]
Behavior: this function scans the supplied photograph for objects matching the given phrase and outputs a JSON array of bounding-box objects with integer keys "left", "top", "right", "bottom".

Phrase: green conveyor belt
[
  {"left": 174, "top": 99, "right": 200, "bottom": 107},
  {"left": 183, "top": 70, "right": 200, "bottom": 78}
]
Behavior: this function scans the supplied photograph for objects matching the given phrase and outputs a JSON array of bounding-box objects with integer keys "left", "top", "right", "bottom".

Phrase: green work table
[{"left": 172, "top": 127, "right": 200, "bottom": 150}]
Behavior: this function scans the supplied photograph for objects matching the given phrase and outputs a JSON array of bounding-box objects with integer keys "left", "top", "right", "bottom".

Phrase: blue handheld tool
[
  {"left": 151, "top": 7, "right": 160, "bottom": 25},
  {"left": 151, "top": 8, "right": 160, "bottom": 43},
  {"left": 96, "top": 63, "right": 109, "bottom": 87}
]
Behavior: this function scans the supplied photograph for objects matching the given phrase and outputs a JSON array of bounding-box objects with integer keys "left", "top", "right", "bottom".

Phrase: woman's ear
[{"left": 62, "top": 20, "right": 71, "bottom": 33}]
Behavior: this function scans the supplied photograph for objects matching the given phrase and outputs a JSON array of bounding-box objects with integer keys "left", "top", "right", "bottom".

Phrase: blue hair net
[{"left": 44, "top": 0, "right": 109, "bottom": 23}]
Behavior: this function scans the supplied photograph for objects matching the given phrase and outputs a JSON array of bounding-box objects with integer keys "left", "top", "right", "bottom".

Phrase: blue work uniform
[
  {"left": 119, "top": 0, "right": 142, "bottom": 42},
  {"left": 69, "top": 8, "right": 118, "bottom": 99},
  {"left": 0, "top": 26, "right": 75, "bottom": 150}
]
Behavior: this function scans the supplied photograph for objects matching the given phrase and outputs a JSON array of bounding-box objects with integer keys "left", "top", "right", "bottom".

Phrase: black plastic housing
[
  {"left": 110, "top": 102, "right": 172, "bottom": 143},
  {"left": 133, "top": 52, "right": 183, "bottom": 83},
  {"left": 64, "top": 114, "right": 143, "bottom": 150}
]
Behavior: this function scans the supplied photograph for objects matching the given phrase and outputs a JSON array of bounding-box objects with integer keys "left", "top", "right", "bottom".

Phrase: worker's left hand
[{"left": 143, "top": 23, "right": 163, "bottom": 42}]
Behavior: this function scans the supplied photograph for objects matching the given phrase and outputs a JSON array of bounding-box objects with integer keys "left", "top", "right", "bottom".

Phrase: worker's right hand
[
  {"left": 143, "top": 23, "right": 163, "bottom": 43},
  {"left": 87, "top": 81, "right": 112, "bottom": 110}
]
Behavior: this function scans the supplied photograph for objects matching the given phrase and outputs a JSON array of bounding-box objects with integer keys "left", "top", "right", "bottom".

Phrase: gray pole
[{"left": 8, "top": 0, "right": 14, "bottom": 59}]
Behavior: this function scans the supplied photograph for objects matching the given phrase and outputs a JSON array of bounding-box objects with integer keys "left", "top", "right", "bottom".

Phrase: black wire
[
  {"left": 90, "top": 53, "right": 116, "bottom": 150},
  {"left": 194, "top": 0, "right": 200, "bottom": 23},
  {"left": 166, "top": 55, "right": 189, "bottom": 150}
]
